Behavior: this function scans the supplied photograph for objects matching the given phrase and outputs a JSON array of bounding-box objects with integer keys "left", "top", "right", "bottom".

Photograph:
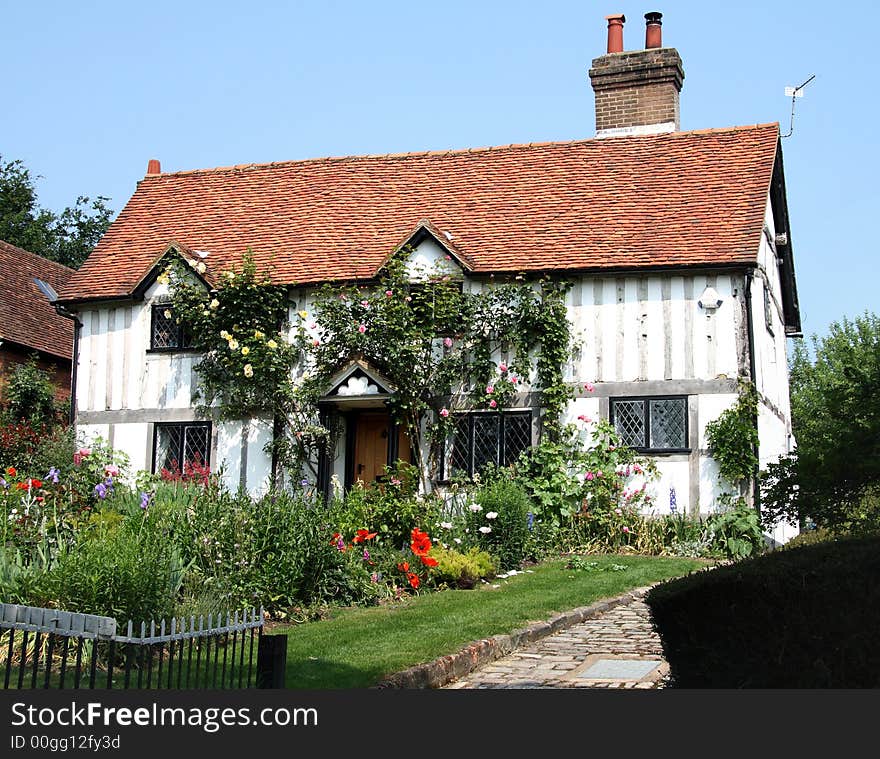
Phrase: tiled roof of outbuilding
[{"left": 0, "top": 240, "right": 75, "bottom": 359}]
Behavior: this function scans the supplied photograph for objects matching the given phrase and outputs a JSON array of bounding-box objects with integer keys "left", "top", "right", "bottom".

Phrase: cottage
[
  {"left": 0, "top": 239, "right": 75, "bottom": 405},
  {"left": 55, "top": 13, "right": 800, "bottom": 542}
]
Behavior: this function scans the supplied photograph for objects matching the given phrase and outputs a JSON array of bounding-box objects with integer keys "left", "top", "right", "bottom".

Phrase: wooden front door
[
  {"left": 351, "top": 412, "right": 413, "bottom": 486},
  {"left": 353, "top": 412, "right": 390, "bottom": 485}
]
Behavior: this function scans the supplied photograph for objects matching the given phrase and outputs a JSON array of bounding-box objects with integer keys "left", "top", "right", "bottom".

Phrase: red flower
[
  {"left": 419, "top": 555, "right": 439, "bottom": 568},
  {"left": 397, "top": 561, "right": 410, "bottom": 572},
  {"left": 352, "top": 528, "right": 377, "bottom": 544},
  {"left": 410, "top": 528, "right": 432, "bottom": 556},
  {"left": 407, "top": 572, "right": 420, "bottom": 589},
  {"left": 16, "top": 478, "right": 42, "bottom": 491},
  {"left": 5, "top": 467, "right": 16, "bottom": 477}
]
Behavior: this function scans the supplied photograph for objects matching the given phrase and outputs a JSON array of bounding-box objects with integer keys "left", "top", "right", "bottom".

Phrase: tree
[
  {"left": 0, "top": 155, "right": 113, "bottom": 269},
  {"left": 761, "top": 311, "right": 880, "bottom": 531}
]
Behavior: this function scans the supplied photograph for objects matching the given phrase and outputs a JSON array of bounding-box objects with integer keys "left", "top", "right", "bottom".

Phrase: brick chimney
[{"left": 588, "top": 11, "right": 685, "bottom": 137}]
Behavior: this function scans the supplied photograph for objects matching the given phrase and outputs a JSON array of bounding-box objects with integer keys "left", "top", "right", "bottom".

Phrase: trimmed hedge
[{"left": 645, "top": 534, "right": 880, "bottom": 687}]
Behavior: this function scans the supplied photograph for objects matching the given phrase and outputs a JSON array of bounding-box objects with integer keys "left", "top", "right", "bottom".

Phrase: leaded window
[
  {"left": 150, "top": 305, "right": 194, "bottom": 351},
  {"left": 445, "top": 411, "right": 532, "bottom": 479},
  {"left": 153, "top": 422, "right": 211, "bottom": 476},
  {"left": 610, "top": 396, "right": 688, "bottom": 452}
]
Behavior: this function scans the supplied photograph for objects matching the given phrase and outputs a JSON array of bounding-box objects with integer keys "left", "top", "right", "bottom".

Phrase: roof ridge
[{"left": 143, "top": 123, "right": 781, "bottom": 179}]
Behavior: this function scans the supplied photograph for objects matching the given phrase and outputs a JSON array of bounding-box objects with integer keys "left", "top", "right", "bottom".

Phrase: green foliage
[
  {"left": 2, "top": 357, "right": 61, "bottom": 426},
  {"left": 45, "top": 515, "right": 185, "bottom": 623},
  {"left": 705, "top": 380, "right": 759, "bottom": 490},
  {"left": 427, "top": 545, "right": 496, "bottom": 589},
  {"left": 762, "top": 313, "right": 880, "bottom": 531},
  {"left": 646, "top": 533, "right": 880, "bottom": 687},
  {"left": 328, "top": 466, "right": 440, "bottom": 550},
  {"left": 467, "top": 468, "right": 531, "bottom": 570},
  {"left": 0, "top": 155, "right": 113, "bottom": 269},
  {"left": 705, "top": 498, "right": 764, "bottom": 560},
  {"left": 514, "top": 419, "right": 657, "bottom": 527}
]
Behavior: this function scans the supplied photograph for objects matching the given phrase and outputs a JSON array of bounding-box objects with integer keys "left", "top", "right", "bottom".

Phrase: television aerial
[{"left": 781, "top": 74, "right": 815, "bottom": 138}]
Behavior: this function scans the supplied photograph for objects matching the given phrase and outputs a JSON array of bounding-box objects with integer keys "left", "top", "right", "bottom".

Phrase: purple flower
[
  {"left": 94, "top": 483, "right": 107, "bottom": 499},
  {"left": 140, "top": 492, "right": 152, "bottom": 510},
  {"left": 362, "top": 548, "right": 370, "bottom": 562},
  {"left": 0, "top": 478, "right": 6, "bottom": 489},
  {"left": 46, "top": 467, "right": 60, "bottom": 484}
]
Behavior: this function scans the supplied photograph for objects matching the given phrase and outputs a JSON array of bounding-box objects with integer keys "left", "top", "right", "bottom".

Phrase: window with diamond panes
[
  {"left": 445, "top": 411, "right": 532, "bottom": 478},
  {"left": 150, "top": 305, "right": 194, "bottom": 351},
  {"left": 610, "top": 397, "right": 688, "bottom": 452},
  {"left": 153, "top": 423, "right": 211, "bottom": 475}
]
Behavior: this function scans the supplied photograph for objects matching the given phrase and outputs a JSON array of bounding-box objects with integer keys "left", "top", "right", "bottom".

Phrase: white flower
[
  {"left": 163, "top": 309, "right": 172, "bottom": 319},
  {"left": 485, "top": 511, "right": 498, "bottom": 520},
  {"left": 228, "top": 339, "right": 239, "bottom": 351},
  {"left": 210, "top": 299, "right": 220, "bottom": 309},
  {"left": 440, "top": 521, "right": 453, "bottom": 530},
  {"left": 453, "top": 537, "right": 462, "bottom": 544},
  {"left": 243, "top": 364, "right": 254, "bottom": 378},
  {"left": 479, "top": 526, "right": 492, "bottom": 534},
  {"left": 468, "top": 503, "right": 482, "bottom": 513}
]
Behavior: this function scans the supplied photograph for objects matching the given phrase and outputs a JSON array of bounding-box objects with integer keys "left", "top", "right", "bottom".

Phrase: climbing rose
[
  {"left": 443, "top": 337, "right": 453, "bottom": 348},
  {"left": 209, "top": 299, "right": 219, "bottom": 309},
  {"left": 499, "top": 362, "right": 507, "bottom": 373},
  {"left": 358, "top": 324, "right": 366, "bottom": 334},
  {"left": 243, "top": 364, "right": 254, "bottom": 378},
  {"left": 439, "top": 408, "right": 449, "bottom": 418},
  {"left": 489, "top": 400, "right": 497, "bottom": 408},
  {"left": 485, "top": 385, "right": 494, "bottom": 394}
]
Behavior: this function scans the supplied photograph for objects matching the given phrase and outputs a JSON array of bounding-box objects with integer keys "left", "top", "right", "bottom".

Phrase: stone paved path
[{"left": 442, "top": 588, "right": 669, "bottom": 689}]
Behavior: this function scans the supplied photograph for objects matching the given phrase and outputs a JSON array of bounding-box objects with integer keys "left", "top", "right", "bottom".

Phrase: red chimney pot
[
  {"left": 605, "top": 14, "right": 625, "bottom": 54},
  {"left": 645, "top": 11, "right": 663, "bottom": 48},
  {"left": 146, "top": 159, "right": 161, "bottom": 175}
]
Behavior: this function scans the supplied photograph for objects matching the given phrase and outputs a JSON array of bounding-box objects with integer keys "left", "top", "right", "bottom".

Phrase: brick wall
[
  {"left": 0, "top": 344, "right": 71, "bottom": 404},
  {"left": 589, "top": 48, "right": 685, "bottom": 133}
]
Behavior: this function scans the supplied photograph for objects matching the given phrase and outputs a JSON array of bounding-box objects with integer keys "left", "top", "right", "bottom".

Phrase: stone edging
[{"left": 374, "top": 585, "right": 654, "bottom": 689}]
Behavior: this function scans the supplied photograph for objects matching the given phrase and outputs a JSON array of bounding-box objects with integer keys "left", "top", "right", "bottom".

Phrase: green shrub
[
  {"left": 469, "top": 470, "right": 531, "bottom": 570},
  {"left": 428, "top": 545, "right": 496, "bottom": 589},
  {"left": 781, "top": 526, "right": 840, "bottom": 550},
  {"left": 2, "top": 357, "right": 61, "bottom": 426},
  {"left": 705, "top": 498, "right": 765, "bottom": 560},
  {"left": 45, "top": 515, "right": 184, "bottom": 623},
  {"left": 646, "top": 534, "right": 880, "bottom": 687}
]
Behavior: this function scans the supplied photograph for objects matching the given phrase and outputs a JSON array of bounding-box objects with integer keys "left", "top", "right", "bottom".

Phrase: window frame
[
  {"left": 151, "top": 421, "right": 212, "bottom": 475},
  {"left": 609, "top": 395, "right": 690, "bottom": 454},
  {"left": 148, "top": 304, "right": 196, "bottom": 353},
  {"left": 442, "top": 409, "right": 533, "bottom": 480}
]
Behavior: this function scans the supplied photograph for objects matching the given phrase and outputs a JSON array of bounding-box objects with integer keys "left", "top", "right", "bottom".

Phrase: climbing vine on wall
[
  {"left": 705, "top": 379, "right": 760, "bottom": 499},
  {"left": 169, "top": 247, "right": 575, "bottom": 489}
]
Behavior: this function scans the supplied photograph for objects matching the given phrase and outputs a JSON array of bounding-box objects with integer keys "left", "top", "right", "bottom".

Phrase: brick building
[{"left": 0, "top": 239, "right": 75, "bottom": 404}]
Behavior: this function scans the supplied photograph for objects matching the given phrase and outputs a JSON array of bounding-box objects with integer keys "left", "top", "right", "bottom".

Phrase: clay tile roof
[
  {"left": 0, "top": 240, "right": 75, "bottom": 359},
  {"left": 57, "top": 123, "right": 781, "bottom": 303}
]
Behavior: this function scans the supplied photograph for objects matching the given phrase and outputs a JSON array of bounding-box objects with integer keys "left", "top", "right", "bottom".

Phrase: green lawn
[{"left": 274, "top": 554, "right": 705, "bottom": 688}]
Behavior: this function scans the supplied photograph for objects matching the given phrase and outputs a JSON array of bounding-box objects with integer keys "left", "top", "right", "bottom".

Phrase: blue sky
[{"left": 4, "top": 1, "right": 875, "bottom": 340}]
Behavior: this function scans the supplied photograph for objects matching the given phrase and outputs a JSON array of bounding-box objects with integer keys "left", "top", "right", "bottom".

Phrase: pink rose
[
  {"left": 499, "top": 362, "right": 508, "bottom": 373},
  {"left": 585, "top": 472, "right": 594, "bottom": 481},
  {"left": 443, "top": 337, "right": 453, "bottom": 348},
  {"left": 358, "top": 324, "right": 366, "bottom": 334},
  {"left": 584, "top": 382, "right": 595, "bottom": 392},
  {"left": 439, "top": 408, "right": 449, "bottom": 418},
  {"left": 485, "top": 385, "right": 494, "bottom": 394},
  {"left": 385, "top": 290, "right": 393, "bottom": 297},
  {"left": 489, "top": 399, "right": 497, "bottom": 408}
]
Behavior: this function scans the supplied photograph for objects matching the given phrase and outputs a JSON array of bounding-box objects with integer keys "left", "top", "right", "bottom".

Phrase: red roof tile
[
  {"left": 0, "top": 240, "right": 75, "bottom": 359},
  {"left": 58, "top": 123, "right": 781, "bottom": 303}
]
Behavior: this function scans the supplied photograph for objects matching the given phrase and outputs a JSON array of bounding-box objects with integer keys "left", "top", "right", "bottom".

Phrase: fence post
[{"left": 256, "top": 634, "right": 287, "bottom": 689}]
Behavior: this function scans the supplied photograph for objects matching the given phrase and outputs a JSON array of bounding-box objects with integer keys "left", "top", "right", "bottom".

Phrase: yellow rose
[
  {"left": 298, "top": 310, "right": 308, "bottom": 319},
  {"left": 241, "top": 346, "right": 250, "bottom": 356},
  {"left": 210, "top": 299, "right": 220, "bottom": 309},
  {"left": 163, "top": 309, "right": 172, "bottom": 319},
  {"left": 219, "top": 330, "right": 230, "bottom": 340},
  {"left": 254, "top": 330, "right": 264, "bottom": 340},
  {"left": 228, "top": 339, "right": 239, "bottom": 351},
  {"left": 196, "top": 262, "right": 207, "bottom": 274},
  {"left": 267, "top": 339, "right": 278, "bottom": 349}
]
